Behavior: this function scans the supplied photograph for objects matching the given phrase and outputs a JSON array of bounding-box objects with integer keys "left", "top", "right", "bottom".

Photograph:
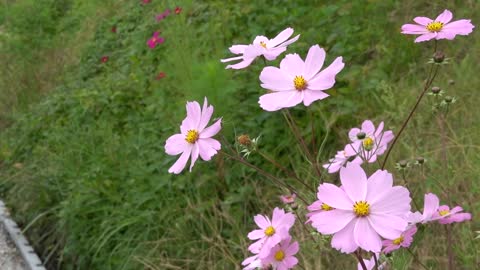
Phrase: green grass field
[{"left": 0, "top": 0, "right": 478, "bottom": 269}]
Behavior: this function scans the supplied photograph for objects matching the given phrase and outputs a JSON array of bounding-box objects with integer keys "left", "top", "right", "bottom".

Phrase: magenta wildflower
[
  {"left": 147, "top": 32, "right": 165, "bottom": 49},
  {"left": 263, "top": 237, "right": 299, "bottom": 270},
  {"left": 247, "top": 207, "right": 295, "bottom": 258},
  {"left": 258, "top": 44, "right": 344, "bottom": 111},
  {"left": 433, "top": 205, "right": 472, "bottom": 224},
  {"left": 401, "top": 9, "right": 474, "bottom": 42},
  {"left": 382, "top": 226, "right": 417, "bottom": 254},
  {"left": 221, "top": 27, "right": 299, "bottom": 69},
  {"left": 280, "top": 193, "right": 296, "bottom": 204},
  {"left": 323, "top": 145, "right": 363, "bottom": 174},
  {"left": 175, "top": 7, "right": 182, "bottom": 14},
  {"left": 100, "top": 56, "right": 109, "bottom": 63},
  {"left": 409, "top": 193, "right": 471, "bottom": 224},
  {"left": 156, "top": 9, "right": 171, "bottom": 21},
  {"left": 346, "top": 120, "right": 394, "bottom": 163},
  {"left": 165, "top": 98, "right": 222, "bottom": 174},
  {"left": 310, "top": 163, "right": 411, "bottom": 253}
]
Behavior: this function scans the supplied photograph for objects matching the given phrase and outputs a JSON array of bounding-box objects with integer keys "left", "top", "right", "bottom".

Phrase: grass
[{"left": 0, "top": 0, "right": 478, "bottom": 269}]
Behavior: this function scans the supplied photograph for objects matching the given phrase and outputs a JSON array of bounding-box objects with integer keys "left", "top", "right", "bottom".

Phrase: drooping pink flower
[
  {"left": 323, "top": 144, "right": 363, "bottom": 174},
  {"left": 433, "top": 205, "right": 472, "bottom": 224},
  {"left": 401, "top": 9, "right": 474, "bottom": 43},
  {"left": 263, "top": 236, "right": 299, "bottom": 270},
  {"left": 346, "top": 120, "right": 394, "bottom": 163},
  {"left": 280, "top": 193, "right": 296, "bottom": 204},
  {"left": 221, "top": 27, "right": 299, "bottom": 69},
  {"left": 147, "top": 32, "right": 165, "bottom": 49},
  {"left": 258, "top": 45, "right": 344, "bottom": 111},
  {"left": 247, "top": 207, "right": 295, "bottom": 258},
  {"left": 309, "top": 163, "right": 411, "bottom": 253},
  {"left": 382, "top": 226, "right": 417, "bottom": 254},
  {"left": 357, "top": 254, "right": 386, "bottom": 270},
  {"left": 165, "top": 98, "right": 222, "bottom": 174}
]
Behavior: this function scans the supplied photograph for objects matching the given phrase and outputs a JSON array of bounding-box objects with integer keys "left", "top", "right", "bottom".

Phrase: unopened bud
[
  {"left": 431, "top": 86, "right": 441, "bottom": 94},
  {"left": 398, "top": 160, "right": 408, "bottom": 168},
  {"left": 433, "top": 51, "right": 445, "bottom": 63},
  {"left": 444, "top": 96, "right": 453, "bottom": 103},
  {"left": 237, "top": 134, "right": 252, "bottom": 146},
  {"left": 356, "top": 132, "right": 366, "bottom": 140},
  {"left": 291, "top": 203, "right": 298, "bottom": 210},
  {"left": 448, "top": 79, "right": 455, "bottom": 85},
  {"left": 416, "top": 157, "right": 425, "bottom": 164}
]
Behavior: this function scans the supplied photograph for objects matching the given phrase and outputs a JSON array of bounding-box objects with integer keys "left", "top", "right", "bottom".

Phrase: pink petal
[
  {"left": 271, "top": 207, "right": 285, "bottom": 227},
  {"left": 307, "top": 57, "right": 344, "bottom": 90},
  {"left": 198, "top": 97, "right": 213, "bottom": 131},
  {"left": 401, "top": 24, "right": 429, "bottom": 34},
  {"left": 368, "top": 214, "right": 407, "bottom": 239},
  {"left": 189, "top": 144, "right": 199, "bottom": 171},
  {"left": 349, "top": 128, "right": 361, "bottom": 142},
  {"left": 276, "top": 34, "right": 300, "bottom": 48},
  {"left": 267, "top": 27, "right": 294, "bottom": 47},
  {"left": 370, "top": 186, "right": 411, "bottom": 215},
  {"left": 435, "top": 9, "right": 453, "bottom": 24},
  {"left": 374, "top": 121, "right": 384, "bottom": 137},
  {"left": 442, "top": 19, "right": 475, "bottom": 35},
  {"left": 229, "top": 44, "right": 248, "bottom": 54},
  {"left": 283, "top": 257, "right": 298, "bottom": 268},
  {"left": 260, "top": 67, "right": 294, "bottom": 91},
  {"left": 361, "top": 120, "right": 375, "bottom": 135},
  {"left": 436, "top": 31, "right": 456, "bottom": 40},
  {"left": 303, "top": 45, "right": 326, "bottom": 80},
  {"left": 413, "top": 17, "right": 433, "bottom": 26},
  {"left": 200, "top": 118, "right": 222, "bottom": 138},
  {"left": 165, "top": 134, "right": 187, "bottom": 155},
  {"left": 302, "top": 90, "right": 329, "bottom": 106},
  {"left": 285, "top": 241, "right": 299, "bottom": 256},
  {"left": 197, "top": 138, "right": 220, "bottom": 161},
  {"left": 185, "top": 101, "right": 202, "bottom": 130},
  {"left": 415, "top": 33, "right": 437, "bottom": 42},
  {"left": 254, "top": 214, "right": 270, "bottom": 229},
  {"left": 331, "top": 219, "right": 358, "bottom": 253},
  {"left": 366, "top": 169, "right": 393, "bottom": 203},
  {"left": 225, "top": 58, "right": 256, "bottom": 69},
  {"left": 168, "top": 146, "right": 192, "bottom": 174},
  {"left": 247, "top": 229, "right": 265, "bottom": 240},
  {"left": 253, "top": 35, "right": 268, "bottom": 46},
  {"left": 220, "top": 56, "right": 243, "bottom": 63},
  {"left": 279, "top": 53, "right": 305, "bottom": 77},
  {"left": 421, "top": 193, "right": 440, "bottom": 222},
  {"left": 354, "top": 218, "right": 382, "bottom": 252},
  {"left": 316, "top": 183, "right": 354, "bottom": 210},
  {"left": 340, "top": 163, "right": 367, "bottom": 202},
  {"left": 263, "top": 47, "right": 287, "bottom": 61},
  {"left": 311, "top": 210, "right": 355, "bottom": 234},
  {"left": 258, "top": 91, "right": 303, "bottom": 111}
]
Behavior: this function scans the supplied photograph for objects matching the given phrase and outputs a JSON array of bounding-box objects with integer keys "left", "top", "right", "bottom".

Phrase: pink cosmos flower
[
  {"left": 221, "top": 27, "right": 299, "bottom": 69},
  {"left": 323, "top": 144, "right": 363, "bottom": 174},
  {"left": 382, "top": 226, "right": 417, "bottom": 254},
  {"left": 247, "top": 207, "right": 295, "bottom": 258},
  {"left": 147, "top": 32, "right": 165, "bottom": 49},
  {"left": 263, "top": 236, "right": 299, "bottom": 270},
  {"left": 280, "top": 193, "right": 296, "bottom": 204},
  {"left": 165, "top": 98, "right": 222, "bottom": 174},
  {"left": 401, "top": 9, "right": 474, "bottom": 43},
  {"left": 258, "top": 45, "right": 344, "bottom": 111},
  {"left": 433, "top": 205, "right": 472, "bottom": 224},
  {"left": 156, "top": 9, "right": 171, "bottom": 21},
  {"left": 346, "top": 120, "right": 394, "bottom": 163},
  {"left": 310, "top": 163, "right": 411, "bottom": 253},
  {"left": 357, "top": 254, "right": 386, "bottom": 270},
  {"left": 241, "top": 254, "right": 264, "bottom": 270}
]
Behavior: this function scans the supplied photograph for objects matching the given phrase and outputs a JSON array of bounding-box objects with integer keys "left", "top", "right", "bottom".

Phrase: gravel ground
[{"left": 0, "top": 223, "right": 27, "bottom": 270}]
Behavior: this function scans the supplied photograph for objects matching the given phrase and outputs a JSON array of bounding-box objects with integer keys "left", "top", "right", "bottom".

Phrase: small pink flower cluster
[{"left": 242, "top": 208, "right": 299, "bottom": 270}]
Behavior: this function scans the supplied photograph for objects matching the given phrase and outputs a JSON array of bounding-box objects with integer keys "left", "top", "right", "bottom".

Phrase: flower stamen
[
  {"left": 439, "top": 210, "right": 450, "bottom": 216},
  {"left": 353, "top": 201, "right": 370, "bottom": 217},
  {"left": 393, "top": 235, "right": 404, "bottom": 245},
  {"left": 362, "top": 137, "right": 374, "bottom": 151},
  {"left": 293, "top": 76, "right": 308, "bottom": 91},
  {"left": 185, "top": 130, "right": 199, "bottom": 144},
  {"left": 260, "top": 41, "right": 267, "bottom": 48},
  {"left": 321, "top": 203, "right": 334, "bottom": 211},
  {"left": 264, "top": 226, "right": 276, "bottom": 236},
  {"left": 426, "top": 21, "right": 444, "bottom": 32},
  {"left": 274, "top": 250, "right": 285, "bottom": 261}
]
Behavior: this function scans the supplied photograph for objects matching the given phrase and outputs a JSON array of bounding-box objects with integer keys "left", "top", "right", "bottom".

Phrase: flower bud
[
  {"left": 416, "top": 157, "right": 425, "bottom": 164},
  {"left": 398, "top": 160, "right": 408, "bottom": 168},
  {"left": 290, "top": 203, "right": 299, "bottom": 210},
  {"left": 237, "top": 134, "right": 252, "bottom": 146},
  {"left": 433, "top": 51, "right": 445, "bottom": 63},
  {"left": 448, "top": 79, "right": 455, "bottom": 85},
  {"left": 444, "top": 96, "right": 453, "bottom": 103},
  {"left": 431, "top": 86, "right": 441, "bottom": 94},
  {"left": 356, "top": 132, "right": 366, "bottom": 140}
]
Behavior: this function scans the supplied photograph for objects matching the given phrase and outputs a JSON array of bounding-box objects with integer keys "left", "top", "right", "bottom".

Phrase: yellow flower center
[
  {"left": 439, "top": 210, "right": 450, "bottom": 216},
  {"left": 185, "top": 130, "right": 199, "bottom": 144},
  {"left": 426, "top": 21, "right": 444, "bottom": 32},
  {"left": 321, "top": 203, "right": 334, "bottom": 211},
  {"left": 260, "top": 41, "right": 267, "bottom": 48},
  {"left": 393, "top": 236, "right": 404, "bottom": 245},
  {"left": 264, "top": 226, "right": 276, "bottom": 236},
  {"left": 293, "top": 76, "right": 308, "bottom": 91},
  {"left": 362, "top": 137, "right": 374, "bottom": 151},
  {"left": 274, "top": 250, "right": 285, "bottom": 261},
  {"left": 353, "top": 201, "right": 370, "bottom": 217}
]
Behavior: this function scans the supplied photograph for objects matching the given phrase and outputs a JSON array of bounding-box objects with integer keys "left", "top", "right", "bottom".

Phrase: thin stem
[
  {"left": 401, "top": 170, "right": 420, "bottom": 210},
  {"left": 381, "top": 65, "right": 440, "bottom": 169},
  {"left": 372, "top": 252, "right": 379, "bottom": 270},
  {"left": 283, "top": 110, "right": 323, "bottom": 178},
  {"left": 406, "top": 248, "right": 430, "bottom": 270},
  {"left": 258, "top": 150, "right": 316, "bottom": 193},
  {"left": 294, "top": 211, "right": 318, "bottom": 244},
  {"left": 446, "top": 225, "right": 454, "bottom": 270},
  {"left": 355, "top": 251, "right": 368, "bottom": 270}
]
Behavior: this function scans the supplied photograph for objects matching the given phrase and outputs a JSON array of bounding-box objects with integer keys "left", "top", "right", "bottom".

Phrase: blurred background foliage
[{"left": 0, "top": 0, "right": 478, "bottom": 269}]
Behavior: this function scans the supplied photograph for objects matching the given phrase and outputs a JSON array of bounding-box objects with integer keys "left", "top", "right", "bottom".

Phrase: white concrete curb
[{"left": 0, "top": 200, "right": 46, "bottom": 270}]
